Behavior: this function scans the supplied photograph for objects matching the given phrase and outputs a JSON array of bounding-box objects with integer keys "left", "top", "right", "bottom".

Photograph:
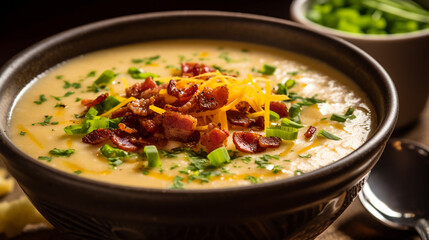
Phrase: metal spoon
[{"left": 359, "top": 138, "right": 429, "bottom": 239}]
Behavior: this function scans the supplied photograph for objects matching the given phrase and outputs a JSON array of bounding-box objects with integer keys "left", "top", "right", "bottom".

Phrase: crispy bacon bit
[
  {"left": 125, "top": 77, "right": 157, "bottom": 98},
  {"left": 82, "top": 128, "right": 112, "bottom": 145},
  {"left": 232, "top": 132, "right": 265, "bottom": 153},
  {"left": 259, "top": 137, "right": 282, "bottom": 148},
  {"left": 198, "top": 85, "right": 228, "bottom": 111},
  {"left": 165, "top": 96, "right": 198, "bottom": 113},
  {"left": 304, "top": 126, "right": 317, "bottom": 139},
  {"left": 167, "top": 80, "right": 198, "bottom": 98},
  {"left": 147, "top": 133, "right": 168, "bottom": 148},
  {"left": 181, "top": 62, "right": 215, "bottom": 77},
  {"left": 270, "top": 102, "right": 289, "bottom": 118},
  {"left": 226, "top": 110, "right": 249, "bottom": 128},
  {"left": 118, "top": 123, "right": 137, "bottom": 134},
  {"left": 81, "top": 93, "right": 109, "bottom": 109},
  {"left": 139, "top": 119, "right": 160, "bottom": 137},
  {"left": 110, "top": 130, "right": 141, "bottom": 152},
  {"left": 187, "top": 130, "right": 201, "bottom": 144},
  {"left": 201, "top": 124, "right": 230, "bottom": 152},
  {"left": 128, "top": 98, "right": 155, "bottom": 116},
  {"left": 249, "top": 116, "right": 264, "bottom": 131},
  {"left": 111, "top": 107, "right": 132, "bottom": 118},
  {"left": 162, "top": 111, "right": 197, "bottom": 142},
  {"left": 235, "top": 101, "right": 251, "bottom": 113}
]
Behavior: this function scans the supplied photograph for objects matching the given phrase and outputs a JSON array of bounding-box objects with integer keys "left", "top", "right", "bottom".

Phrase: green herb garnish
[
  {"left": 49, "top": 148, "right": 75, "bottom": 157},
  {"left": 170, "top": 176, "right": 185, "bottom": 189},
  {"left": 128, "top": 67, "right": 159, "bottom": 79},
  {"left": 318, "top": 129, "right": 342, "bottom": 140},
  {"left": 34, "top": 94, "right": 47, "bottom": 105},
  {"left": 33, "top": 115, "right": 57, "bottom": 126},
  {"left": 258, "top": 64, "right": 276, "bottom": 75},
  {"left": 38, "top": 156, "right": 52, "bottom": 162},
  {"left": 244, "top": 175, "right": 259, "bottom": 184}
]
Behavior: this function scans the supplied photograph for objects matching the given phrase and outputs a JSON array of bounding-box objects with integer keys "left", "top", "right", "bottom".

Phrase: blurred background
[{"left": 0, "top": 0, "right": 293, "bottom": 67}]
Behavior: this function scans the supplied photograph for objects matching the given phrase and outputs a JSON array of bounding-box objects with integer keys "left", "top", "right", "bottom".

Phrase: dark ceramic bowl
[{"left": 0, "top": 11, "right": 397, "bottom": 240}]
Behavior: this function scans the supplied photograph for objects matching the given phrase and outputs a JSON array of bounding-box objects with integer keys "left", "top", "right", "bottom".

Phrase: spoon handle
[{"left": 416, "top": 219, "right": 429, "bottom": 240}]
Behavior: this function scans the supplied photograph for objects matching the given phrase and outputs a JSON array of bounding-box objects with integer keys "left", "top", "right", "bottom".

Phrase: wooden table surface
[{"left": 1, "top": 98, "right": 427, "bottom": 240}]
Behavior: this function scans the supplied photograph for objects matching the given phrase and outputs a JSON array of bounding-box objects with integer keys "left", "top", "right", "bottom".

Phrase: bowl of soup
[
  {"left": 0, "top": 11, "right": 397, "bottom": 239},
  {"left": 290, "top": 0, "right": 429, "bottom": 129}
]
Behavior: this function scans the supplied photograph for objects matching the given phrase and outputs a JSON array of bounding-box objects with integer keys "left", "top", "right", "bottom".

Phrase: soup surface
[{"left": 9, "top": 39, "right": 375, "bottom": 189}]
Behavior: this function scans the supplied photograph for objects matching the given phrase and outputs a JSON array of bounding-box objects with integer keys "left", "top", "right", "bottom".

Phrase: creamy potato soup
[{"left": 9, "top": 40, "right": 375, "bottom": 189}]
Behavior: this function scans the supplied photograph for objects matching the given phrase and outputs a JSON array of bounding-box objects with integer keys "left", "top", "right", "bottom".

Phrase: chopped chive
[
  {"left": 38, "top": 156, "right": 52, "bottom": 162},
  {"left": 19, "top": 131, "right": 26, "bottom": 136},
  {"left": 318, "top": 130, "right": 342, "bottom": 140},
  {"left": 244, "top": 175, "right": 259, "bottom": 184},
  {"left": 281, "top": 118, "right": 304, "bottom": 128},
  {"left": 272, "top": 165, "right": 283, "bottom": 174},
  {"left": 170, "top": 176, "right": 185, "bottom": 189},
  {"left": 49, "top": 148, "right": 75, "bottom": 157},
  {"left": 34, "top": 94, "right": 47, "bottom": 105},
  {"left": 298, "top": 154, "right": 312, "bottom": 158},
  {"left": 258, "top": 64, "right": 276, "bottom": 75},
  {"left": 170, "top": 164, "right": 179, "bottom": 170},
  {"left": 73, "top": 170, "right": 82, "bottom": 175},
  {"left": 330, "top": 113, "right": 348, "bottom": 122}
]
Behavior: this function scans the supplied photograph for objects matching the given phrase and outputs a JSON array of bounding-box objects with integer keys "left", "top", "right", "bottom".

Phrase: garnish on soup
[{"left": 9, "top": 40, "right": 374, "bottom": 189}]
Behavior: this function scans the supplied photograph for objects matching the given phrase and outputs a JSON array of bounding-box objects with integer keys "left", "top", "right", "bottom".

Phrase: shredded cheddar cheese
[
  {"left": 159, "top": 71, "right": 288, "bottom": 132},
  {"left": 149, "top": 105, "right": 166, "bottom": 115}
]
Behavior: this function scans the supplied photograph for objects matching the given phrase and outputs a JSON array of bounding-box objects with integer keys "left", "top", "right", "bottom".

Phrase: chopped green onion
[
  {"left": 269, "top": 111, "right": 280, "bottom": 122},
  {"left": 285, "top": 79, "right": 296, "bottom": 88},
  {"left": 34, "top": 94, "right": 47, "bottom": 105},
  {"left": 100, "top": 144, "right": 128, "bottom": 158},
  {"left": 49, "top": 148, "right": 75, "bottom": 157},
  {"left": 170, "top": 176, "right": 185, "bottom": 189},
  {"left": 38, "top": 156, "right": 52, "bottom": 162},
  {"left": 94, "top": 70, "right": 116, "bottom": 89},
  {"left": 128, "top": 67, "right": 159, "bottom": 79},
  {"left": 289, "top": 104, "right": 302, "bottom": 118},
  {"left": 258, "top": 64, "right": 276, "bottom": 75},
  {"left": 144, "top": 145, "right": 161, "bottom": 168},
  {"left": 345, "top": 107, "right": 355, "bottom": 116},
  {"left": 276, "top": 83, "right": 288, "bottom": 95},
  {"left": 101, "top": 96, "right": 121, "bottom": 112},
  {"left": 108, "top": 157, "right": 123, "bottom": 167},
  {"left": 289, "top": 104, "right": 302, "bottom": 123},
  {"left": 207, "top": 146, "right": 231, "bottom": 167},
  {"left": 244, "top": 175, "right": 259, "bottom": 184},
  {"left": 266, "top": 125, "right": 299, "bottom": 140},
  {"left": 281, "top": 118, "right": 304, "bottom": 128},
  {"left": 318, "top": 130, "right": 342, "bottom": 140},
  {"left": 64, "top": 107, "right": 122, "bottom": 135},
  {"left": 330, "top": 107, "right": 356, "bottom": 122},
  {"left": 330, "top": 113, "right": 348, "bottom": 122}
]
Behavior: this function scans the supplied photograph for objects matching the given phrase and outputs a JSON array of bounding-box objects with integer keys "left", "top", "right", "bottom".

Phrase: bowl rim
[
  {"left": 0, "top": 10, "right": 398, "bottom": 196},
  {"left": 290, "top": 0, "right": 429, "bottom": 42}
]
